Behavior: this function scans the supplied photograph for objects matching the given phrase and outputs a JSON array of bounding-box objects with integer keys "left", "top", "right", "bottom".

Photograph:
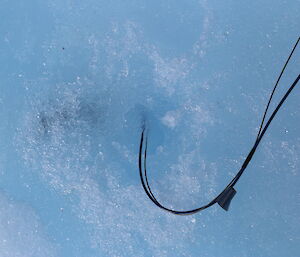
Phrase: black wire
[
  {"left": 139, "top": 37, "right": 300, "bottom": 215},
  {"left": 229, "top": 74, "right": 300, "bottom": 188},
  {"left": 256, "top": 37, "right": 300, "bottom": 140},
  {"left": 139, "top": 129, "right": 216, "bottom": 215},
  {"left": 143, "top": 138, "right": 160, "bottom": 203}
]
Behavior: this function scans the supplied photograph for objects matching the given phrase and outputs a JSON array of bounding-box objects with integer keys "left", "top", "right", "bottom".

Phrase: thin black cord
[
  {"left": 139, "top": 38, "right": 300, "bottom": 215},
  {"left": 139, "top": 129, "right": 216, "bottom": 215},
  {"left": 140, "top": 74, "right": 299, "bottom": 214},
  {"left": 143, "top": 138, "right": 159, "bottom": 203},
  {"left": 229, "top": 74, "right": 300, "bottom": 188},
  {"left": 256, "top": 37, "right": 300, "bottom": 140}
]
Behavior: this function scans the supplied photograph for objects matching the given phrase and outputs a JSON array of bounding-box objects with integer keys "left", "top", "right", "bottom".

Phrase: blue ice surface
[{"left": 0, "top": 0, "right": 299, "bottom": 256}]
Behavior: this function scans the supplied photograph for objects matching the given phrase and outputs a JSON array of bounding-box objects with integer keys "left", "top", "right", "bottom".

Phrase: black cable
[
  {"left": 256, "top": 37, "right": 300, "bottom": 140},
  {"left": 138, "top": 37, "right": 300, "bottom": 215}
]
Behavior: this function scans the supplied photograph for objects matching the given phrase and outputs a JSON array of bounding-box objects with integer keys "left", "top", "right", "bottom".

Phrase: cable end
[{"left": 216, "top": 187, "right": 236, "bottom": 211}]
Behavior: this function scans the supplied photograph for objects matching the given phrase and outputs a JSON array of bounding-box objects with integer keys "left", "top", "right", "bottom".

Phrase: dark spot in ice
[{"left": 37, "top": 99, "right": 103, "bottom": 137}]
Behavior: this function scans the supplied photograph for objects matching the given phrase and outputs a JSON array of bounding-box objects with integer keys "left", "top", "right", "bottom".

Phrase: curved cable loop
[{"left": 138, "top": 37, "right": 300, "bottom": 215}]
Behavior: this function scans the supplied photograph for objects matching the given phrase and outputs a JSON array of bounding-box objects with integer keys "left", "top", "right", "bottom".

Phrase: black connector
[{"left": 216, "top": 187, "right": 236, "bottom": 211}]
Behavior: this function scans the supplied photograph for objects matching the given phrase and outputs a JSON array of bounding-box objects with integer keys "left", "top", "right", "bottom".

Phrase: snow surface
[{"left": 0, "top": 0, "right": 299, "bottom": 256}]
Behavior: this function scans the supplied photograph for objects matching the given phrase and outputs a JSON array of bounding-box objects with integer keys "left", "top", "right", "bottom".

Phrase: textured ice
[
  {"left": 1, "top": 0, "right": 300, "bottom": 256},
  {"left": 0, "top": 193, "right": 57, "bottom": 257}
]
